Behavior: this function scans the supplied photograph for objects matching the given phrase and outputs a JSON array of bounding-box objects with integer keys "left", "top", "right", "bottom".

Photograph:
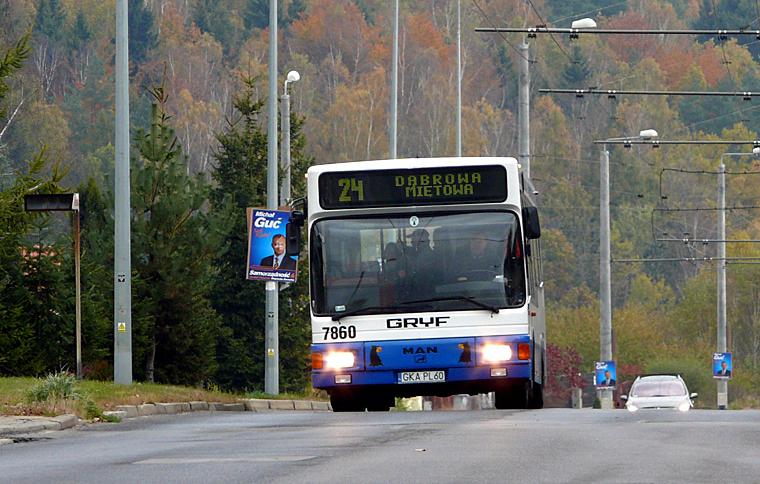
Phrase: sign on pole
[
  {"left": 595, "top": 360, "right": 617, "bottom": 389},
  {"left": 713, "top": 352, "right": 733, "bottom": 379},
  {"left": 246, "top": 208, "right": 298, "bottom": 283}
]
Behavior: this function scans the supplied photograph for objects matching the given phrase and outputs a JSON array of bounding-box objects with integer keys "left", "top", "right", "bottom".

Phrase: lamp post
[
  {"left": 24, "top": 193, "right": 82, "bottom": 379},
  {"left": 715, "top": 147, "right": 760, "bottom": 409},
  {"left": 597, "top": 129, "right": 658, "bottom": 409},
  {"left": 390, "top": 0, "right": 398, "bottom": 159},
  {"left": 456, "top": 0, "right": 461, "bottom": 157},
  {"left": 265, "top": 0, "right": 279, "bottom": 396},
  {"left": 280, "top": 70, "right": 300, "bottom": 207}
]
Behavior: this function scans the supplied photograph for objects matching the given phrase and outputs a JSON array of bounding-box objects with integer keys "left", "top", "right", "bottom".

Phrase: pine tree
[
  {"left": 209, "top": 77, "right": 312, "bottom": 392},
  {"left": 562, "top": 46, "right": 591, "bottom": 87},
  {"left": 0, "top": 35, "right": 64, "bottom": 375},
  {"left": 193, "top": 0, "right": 242, "bottom": 57},
  {"left": 128, "top": 0, "right": 157, "bottom": 70},
  {"left": 129, "top": 85, "right": 232, "bottom": 385},
  {"left": 33, "top": 0, "right": 66, "bottom": 44}
]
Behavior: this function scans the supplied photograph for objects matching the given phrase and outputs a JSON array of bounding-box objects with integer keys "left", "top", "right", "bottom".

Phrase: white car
[{"left": 621, "top": 375, "right": 697, "bottom": 412}]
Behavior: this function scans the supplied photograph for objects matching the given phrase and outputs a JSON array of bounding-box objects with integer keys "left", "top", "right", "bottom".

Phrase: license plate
[{"left": 398, "top": 370, "right": 446, "bottom": 384}]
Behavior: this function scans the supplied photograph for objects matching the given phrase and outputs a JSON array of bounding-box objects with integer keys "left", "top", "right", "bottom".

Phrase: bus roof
[{"left": 307, "top": 157, "right": 519, "bottom": 176}]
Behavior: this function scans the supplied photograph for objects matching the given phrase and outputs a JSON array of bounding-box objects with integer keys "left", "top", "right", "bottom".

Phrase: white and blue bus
[{"left": 304, "top": 157, "right": 545, "bottom": 411}]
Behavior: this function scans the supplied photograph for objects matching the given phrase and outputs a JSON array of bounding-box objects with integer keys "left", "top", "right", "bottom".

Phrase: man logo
[
  {"left": 403, "top": 346, "right": 438, "bottom": 355},
  {"left": 414, "top": 355, "right": 427, "bottom": 363}
]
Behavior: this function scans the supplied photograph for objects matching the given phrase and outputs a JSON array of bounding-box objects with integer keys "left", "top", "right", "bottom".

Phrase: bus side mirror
[
  {"left": 286, "top": 211, "right": 304, "bottom": 257},
  {"left": 522, "top": 206, "right": 541, "bottom": 239}
]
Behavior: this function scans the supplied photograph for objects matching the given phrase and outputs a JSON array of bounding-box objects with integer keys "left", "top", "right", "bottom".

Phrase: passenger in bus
[
  {"left": 380, "top": 242, "right": 407, "bottom": 304},
  {"left": 407, "top": 229, "right": 436, "bottom": 295},
  {"left": 459, "top": 230, "right": 502, "bottom": 280}
]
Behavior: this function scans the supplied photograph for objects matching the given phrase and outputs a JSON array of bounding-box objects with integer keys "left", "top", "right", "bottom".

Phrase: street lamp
[
  {"left": 597, "top": 129, "right": 658, "bottom": 409},
  {"left": 715, "top": 146, "right": 760, "bottom": 409},
  {"left": 280, "top": 70, "right": 300, "bottom": 206},
  {"left": 24, "top": 193, "right": 82, "bottom": 379}
]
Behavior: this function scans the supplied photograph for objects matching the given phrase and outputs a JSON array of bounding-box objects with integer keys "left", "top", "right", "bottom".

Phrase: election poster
[
  {"left": 713, "top": 352, "right": 732, "bottom": 379},
  {"left": 246, "top": 208, "right": 298, "bottom": 282},
  {"left": 595, "top": 360, "right": 617, "bottom": 389}
]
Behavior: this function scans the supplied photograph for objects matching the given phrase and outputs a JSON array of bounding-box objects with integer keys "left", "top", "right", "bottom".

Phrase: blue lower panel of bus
[{"left": 312, "top": 335, "right": 531, "bottom": 389}]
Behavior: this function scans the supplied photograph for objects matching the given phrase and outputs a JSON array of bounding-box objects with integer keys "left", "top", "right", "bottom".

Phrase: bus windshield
[{"left": 310, "top": 211, "right": 526, "bottom": 316}]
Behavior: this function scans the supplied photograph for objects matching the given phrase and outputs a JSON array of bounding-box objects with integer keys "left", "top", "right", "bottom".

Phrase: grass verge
[{"left": 1, "top": 375, "right": 323, "bottom": 419}]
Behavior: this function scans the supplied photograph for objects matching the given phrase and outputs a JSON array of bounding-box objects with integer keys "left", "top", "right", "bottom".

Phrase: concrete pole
[
  {"left": 114, "top": 0, "right": 132, "bottom": 384},
  {"left": 456, "top": 0, "right": 462, "bottom": 157},
  {"left": 717, "top": 160, "right": 728, "bottom": 409},
  {"left": 390, "top": 0, "right": 398, "bottom": 159},
  {"left": 518, "top": 41, "right": 530, "bottom": 178},
  {"left": 265, "top": 0, "right": 279, "bottom": 395},
  {"left": 280, "top": 91, "right": 290, "bottom": 207},
  {"left": 74, "top": 210, "right": 82, "bottom": 379},
  {"left": 599, "top": 146, "right": 613, "bottom": 409}
]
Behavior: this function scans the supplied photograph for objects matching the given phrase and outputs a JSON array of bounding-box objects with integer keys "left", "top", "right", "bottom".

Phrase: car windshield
[
  {"left": 631, "top": 380, "right": 687, "bottom": 397},
  {"left": 310, "top": 211, "right": 526, "bottom": 315}
]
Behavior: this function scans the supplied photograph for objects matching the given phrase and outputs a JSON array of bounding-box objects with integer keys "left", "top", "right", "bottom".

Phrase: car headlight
[
  {"left": 324, "top": 351, "right": 355, "bottom": 369},
  {"left": 678, "top": 401, "right": 690, "bottom": 412},
  {"left": 627, "top": 404, "right": 638, "bottom": 412},
  {"left": 481, "top": 344, "right": 512, "bottom": 363}
]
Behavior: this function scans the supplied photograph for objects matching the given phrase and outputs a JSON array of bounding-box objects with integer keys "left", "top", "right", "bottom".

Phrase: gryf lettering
[{"left": 386, "top": 316, "right": 449, "bottom": 329}]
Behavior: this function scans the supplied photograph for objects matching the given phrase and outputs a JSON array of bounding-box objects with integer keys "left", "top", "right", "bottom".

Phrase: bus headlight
[
  {"left": 481, "top": 344, "right": 512, "bottom": 363},
  {"left": 324, "top": 351, "right": 356, "bottom": 369},
  {"left": 627, "top": 404, "right": 639, "bottom": 413},
  {"left": 678, "top": 401, "right": 690, "bottom": 412}
]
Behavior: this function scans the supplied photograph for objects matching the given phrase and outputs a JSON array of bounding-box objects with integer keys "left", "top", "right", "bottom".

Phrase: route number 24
[
  {"left": 323, "top": 325, "right": 357, "bottom": 340},
  {"left": 338, "top": 178, "right": 364, "bottom": 202}
]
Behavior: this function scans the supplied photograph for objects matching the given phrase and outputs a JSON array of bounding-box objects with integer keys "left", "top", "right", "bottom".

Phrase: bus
[{"left": 303, "top": 157, "right": 545, "bottom": 411}]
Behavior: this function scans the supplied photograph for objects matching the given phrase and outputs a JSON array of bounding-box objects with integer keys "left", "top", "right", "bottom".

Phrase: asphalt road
[{"left": 1, "top": 408, "right": 759, "bottom": 483}]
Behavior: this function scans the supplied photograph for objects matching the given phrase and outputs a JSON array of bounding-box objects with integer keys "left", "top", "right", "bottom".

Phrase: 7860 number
[{"left": 322, "top": 325, "right": 357, "bottom": 340}]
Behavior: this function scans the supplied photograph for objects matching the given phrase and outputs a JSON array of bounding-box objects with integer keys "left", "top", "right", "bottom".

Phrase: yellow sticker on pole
[{"left": 117, "top": 322, "right": 126, "bottom": 333}]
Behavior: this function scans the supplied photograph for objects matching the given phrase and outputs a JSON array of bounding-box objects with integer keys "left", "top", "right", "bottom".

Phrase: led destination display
[{"left": 318, "top": 165, "right": 507, "bottom": 209}]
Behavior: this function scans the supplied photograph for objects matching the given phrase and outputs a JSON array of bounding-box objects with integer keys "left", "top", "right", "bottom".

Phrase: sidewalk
[{"left": 0, "top": 398, "right": 331, "bottom": 444}]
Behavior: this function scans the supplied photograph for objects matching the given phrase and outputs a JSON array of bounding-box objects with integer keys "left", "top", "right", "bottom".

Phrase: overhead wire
[
  {"left": 525, "top": 0, "right": 575, "bottom": 63},
  {"left": 471, "top": 0, "right": 530, "bottom": 62},
  {"left": 548, "top": 0, "right": 628, "bottom": 24}
]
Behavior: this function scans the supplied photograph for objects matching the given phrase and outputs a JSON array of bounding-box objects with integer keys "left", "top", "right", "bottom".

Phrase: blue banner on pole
[
  {"left": 246, "top": 208, "right": 298, "bottom": 282},
  {"left": 595, "top": 360, "right": 617, "bottom": 389},
  {"left": 713, "top": 352, "right": 732, "bottom": 379}
]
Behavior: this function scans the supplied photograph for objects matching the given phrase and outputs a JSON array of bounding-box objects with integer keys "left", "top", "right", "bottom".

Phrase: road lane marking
[{"left": 135, "top": 456, "right": 317, "bottom": 464}]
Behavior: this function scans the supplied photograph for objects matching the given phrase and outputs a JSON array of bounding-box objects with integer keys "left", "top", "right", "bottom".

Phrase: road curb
[
  {"left": 0, "top": 414, "right": 80, "bottom": 437},
  {"left": 1, "top": 398, "right": 330, "bottom": 437}
]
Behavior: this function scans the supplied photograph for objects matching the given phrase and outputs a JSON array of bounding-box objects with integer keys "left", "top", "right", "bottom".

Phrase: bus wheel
[
  {"left": 366, "top": 395, "right": 393, "bottom": 412},
  {"left": 529, "top": 383, "right": 544, "bottom": 409},
  {"left": 494, "top": 384, "right": 529, "bottom": 409},
  {"left": 330, "top": 391, "right": 366, "bottom": 412}
]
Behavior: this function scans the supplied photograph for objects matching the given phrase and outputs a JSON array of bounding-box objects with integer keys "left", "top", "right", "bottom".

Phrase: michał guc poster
[{"left": 246, "top": 208, "right": 298, "bottom": 283}]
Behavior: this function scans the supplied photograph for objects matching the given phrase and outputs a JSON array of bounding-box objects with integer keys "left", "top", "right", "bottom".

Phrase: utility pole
[
  {"left": 518, "top": 40, "right": 530, "bottom": 177},
  {"left": 114, "top": 0, "right": 132, "bottom": 384},
  {"left": 456, "top": 0, "right": 462, "bottom": 157},
  {"left": 717, "top": 162, "right": 728, "bottom": 410},
  {"left": 265, "top": 0, "right": 279, "bottom": 395},
  {"left": 599, "top": 146, "right": 612, "bottom": 409},
  {"left": 390, "top": 0, "right": 398, "bottom": 159}
]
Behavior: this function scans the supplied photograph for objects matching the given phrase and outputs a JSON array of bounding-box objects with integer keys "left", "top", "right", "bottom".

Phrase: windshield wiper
[
  {"left": 402, "top": 296, "right": 500, "bottom": 314},
  {"left": 331, "top": 302, "right": 434, "bottom": 321}
]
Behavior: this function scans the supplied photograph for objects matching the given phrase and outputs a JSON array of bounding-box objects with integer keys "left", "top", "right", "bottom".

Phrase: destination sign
[{"left": 318, "top": 165, "right": 507, "bottom": 209}]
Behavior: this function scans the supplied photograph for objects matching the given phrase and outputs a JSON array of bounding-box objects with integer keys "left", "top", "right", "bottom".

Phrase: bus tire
[
  {"left": 529, "top": 383, "right": 544, "bottom": 409},
  {"left": 330, "top": 391, "right": 366, "bottom": 412},
  {"left": 494, "top": 383, "right": 529, "bottom": 409},
  {"left": 366, "top": 393, "right": 393, "bottom": 412}
]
